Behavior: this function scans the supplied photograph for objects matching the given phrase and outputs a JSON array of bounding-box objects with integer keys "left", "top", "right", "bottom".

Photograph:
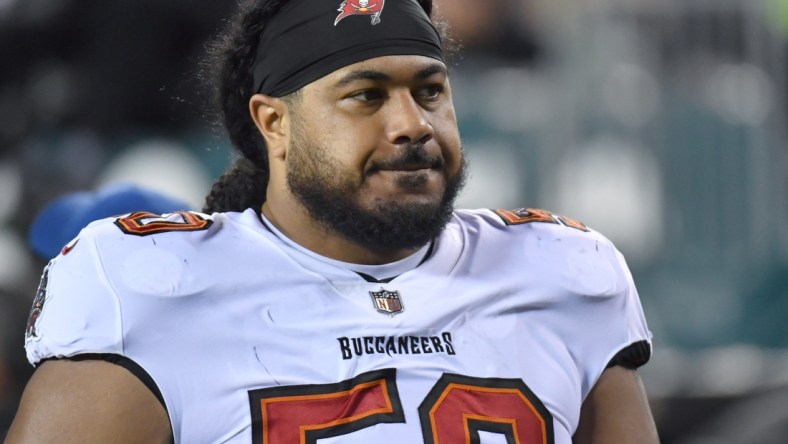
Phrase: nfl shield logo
[{"left": 369, "top": 289, "right": 404, "bottom": 315}]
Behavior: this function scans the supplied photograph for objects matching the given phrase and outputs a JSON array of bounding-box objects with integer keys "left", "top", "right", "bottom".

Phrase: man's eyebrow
[
  {"left": 333, "top": 63, "right": 447, "bottom": 88},
  {"left": 334, "top": 70, "right": 392, "bottom": 88},
  {"left": 415, "top": 63, "right": 447, "bottom": 80}
]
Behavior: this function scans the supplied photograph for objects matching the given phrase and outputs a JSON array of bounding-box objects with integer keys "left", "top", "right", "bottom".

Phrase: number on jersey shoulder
[
  {"left": 114, "top": 211, "right": 212, "bottom": 236},
  {"left": 493, "top": 208, "right": 589, "bottom": 232}
]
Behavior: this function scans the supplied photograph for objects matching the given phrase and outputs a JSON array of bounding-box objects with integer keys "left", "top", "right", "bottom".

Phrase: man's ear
[{"left": 249, "top": 94, "right": 288, "bottom": 159}]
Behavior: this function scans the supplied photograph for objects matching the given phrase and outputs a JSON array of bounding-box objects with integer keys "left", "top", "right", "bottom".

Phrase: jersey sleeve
[
  {"left": 24, "top": 220, "right": 124, "bottom": 366},
  {"left": 467, "top": 207, "right": 654, "bottom": 417},
  {"left": 484, "top": 207, "right": 653, "bottom": 397},
  {"left": 564, "top": 234, "right": 653, "bottom": 398},
  {"left": 606, "top": 248, "right": 651, "bottom": 369}
]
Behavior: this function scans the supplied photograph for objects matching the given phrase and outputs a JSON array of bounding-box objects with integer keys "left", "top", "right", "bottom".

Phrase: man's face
[{"left": 285, "top": 55, "right": 466, "bottom": 252}]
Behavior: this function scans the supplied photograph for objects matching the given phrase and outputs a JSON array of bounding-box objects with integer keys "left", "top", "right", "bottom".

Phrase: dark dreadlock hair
[{"left": 202, "top": 0, "right": 449, "bottom": 214}]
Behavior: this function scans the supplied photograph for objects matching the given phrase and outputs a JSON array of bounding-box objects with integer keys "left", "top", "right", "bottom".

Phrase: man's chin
[
  {"left": 369, "top": 167, "right": 446, "bottom": 187},
  {"left": 362, "top": 192, "right": 444, "bottom": 216},
  {"left": 289, "top": 159, "right": 465, "bottom": 252},
  {"left": 364, "top": 174, "right": 448, "bottom": 203},
  {"left": 344, "top": 206, "right": 452, "bottom": 251}
]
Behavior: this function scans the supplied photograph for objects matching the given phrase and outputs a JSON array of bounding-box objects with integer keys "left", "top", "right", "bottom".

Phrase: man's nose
[{"left": 385, "top": 91, "right": 434, "bottom": 146}]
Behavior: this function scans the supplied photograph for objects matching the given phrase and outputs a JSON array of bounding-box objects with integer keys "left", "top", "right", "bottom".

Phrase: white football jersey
[{"left": 25, "top": 208, "right": 652, "bottom": 444}]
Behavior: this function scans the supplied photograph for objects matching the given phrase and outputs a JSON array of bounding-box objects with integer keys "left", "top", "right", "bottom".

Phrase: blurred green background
[{"left": 1, "top": 0, "right": 786, "bottom": 442}]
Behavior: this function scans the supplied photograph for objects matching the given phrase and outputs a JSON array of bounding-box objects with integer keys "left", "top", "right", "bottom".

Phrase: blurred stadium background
[{"left": 1, "top": 0, "right": 786, "bottom": 441}]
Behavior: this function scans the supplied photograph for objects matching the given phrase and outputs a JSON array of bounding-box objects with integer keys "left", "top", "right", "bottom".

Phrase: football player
[{"left": 7, "top": 0, "right": 659, "bottom": 442}]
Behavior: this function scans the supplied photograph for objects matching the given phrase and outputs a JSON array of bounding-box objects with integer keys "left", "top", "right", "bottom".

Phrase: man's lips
[
  {"left": 371, "top": 157, "right": 443, "bottom": 173},
  {"left": 367, "top": 143, "right": 444, "bottom": 174},
  {"left": 376, "top": 163, "right": 438, "bottom": 172}
]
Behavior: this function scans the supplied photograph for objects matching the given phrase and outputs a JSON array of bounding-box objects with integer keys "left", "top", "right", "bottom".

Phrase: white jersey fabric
[{"left": 25, "top": 208, "right": 652, "bottom": 444}]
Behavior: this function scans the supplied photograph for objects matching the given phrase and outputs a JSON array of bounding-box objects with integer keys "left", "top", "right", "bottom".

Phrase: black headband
[{"left": 252, "top": 0, "right": 443, "bottom": 97}]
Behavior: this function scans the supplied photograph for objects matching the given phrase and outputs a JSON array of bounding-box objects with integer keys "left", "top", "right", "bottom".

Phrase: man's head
[
  {"left": 205, "top": 0, "right": 465, "bottom": 253},
  {"left": 275, "top": 54, "right": 466, "bottom": 251}
]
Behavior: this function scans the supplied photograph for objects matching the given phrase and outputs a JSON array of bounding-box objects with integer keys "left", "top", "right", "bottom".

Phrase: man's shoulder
[
  {"left": 23, "top": 210, "right": 266, "bottom": 365},
  {"left": 84, "top": 210, "right": 218, "bottom": 240},
  {"left": 451, "top": 208, "right": 628, "bottom": 295},
  {"left": 453, "top": 207, "right": 607, "bottom": 244},
  {"left": 76, "top": 210, "right": 255, "bottom": 253},
  {"left": 55, "top": 210, "right": 265, "bottom": 286}
]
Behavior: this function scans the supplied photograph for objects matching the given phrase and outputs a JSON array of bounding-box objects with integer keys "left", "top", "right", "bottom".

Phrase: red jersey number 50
[{"left": 248, "top": 369, "right": 554, "bottom": 444}]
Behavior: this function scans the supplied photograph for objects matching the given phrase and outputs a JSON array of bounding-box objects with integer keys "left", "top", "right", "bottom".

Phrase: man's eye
[
  {"left": 350, "top": 89, "right": 385, "bottom": 102},
  {"left": 417, "top": 84, "right": 444, "bottom": 100}
]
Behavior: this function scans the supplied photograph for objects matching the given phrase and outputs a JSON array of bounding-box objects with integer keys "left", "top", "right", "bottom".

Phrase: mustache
[{"left": 369, "top": 144, "right": 444, "bottom": 172}]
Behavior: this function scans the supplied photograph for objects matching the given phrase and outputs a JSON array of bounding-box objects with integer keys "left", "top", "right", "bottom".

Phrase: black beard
[{"left": 287, "top": 143, "right": 467, "bottom": 253}]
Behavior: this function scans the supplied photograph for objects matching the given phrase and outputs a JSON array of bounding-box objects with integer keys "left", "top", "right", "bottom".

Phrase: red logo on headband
[{"left": 335, "top": 0, "right": 385, "bottom": 26}]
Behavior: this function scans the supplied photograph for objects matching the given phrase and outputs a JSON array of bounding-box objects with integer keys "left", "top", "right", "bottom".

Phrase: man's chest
[{"left": 132, "top": 278, "right": 583, "bottom": 443}]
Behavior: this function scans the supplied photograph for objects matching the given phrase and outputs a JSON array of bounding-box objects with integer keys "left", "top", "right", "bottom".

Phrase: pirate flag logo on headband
[{"left": 335, "top": 0, "right": 385, "bottom": 26}]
